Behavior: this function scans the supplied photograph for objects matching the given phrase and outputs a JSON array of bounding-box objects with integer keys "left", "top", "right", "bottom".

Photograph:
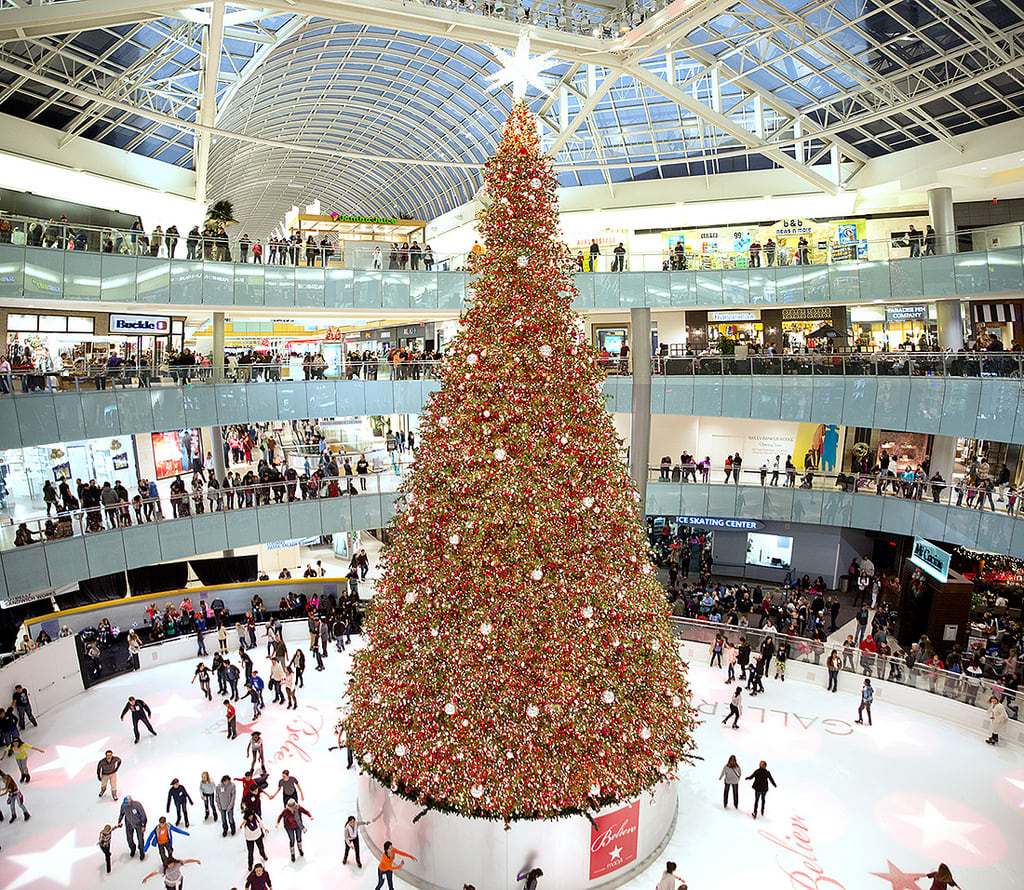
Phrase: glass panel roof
[{"left": 0, "top": 0, "right": 1019, "bottom": 232}]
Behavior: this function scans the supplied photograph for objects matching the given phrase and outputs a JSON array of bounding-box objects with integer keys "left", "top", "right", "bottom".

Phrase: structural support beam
[
  {"left": 195, "top": 0, "right": 225, "bottom": 205},
  {"left": 545, "top": 68, "right": 621, "bottom": 157},
  {"left": 624, "top": 64, "right": 842, "bottom": 195}
]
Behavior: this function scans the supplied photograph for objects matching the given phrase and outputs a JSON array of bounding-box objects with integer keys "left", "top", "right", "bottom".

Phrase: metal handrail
[
  {"left": 669, "top": 615, "right": 1022, "bottom": 724},
  {"left": 11, "top": 467, "right": 407, "bottom": 550},
  {"left": 646, "top": 464, "right": 1018, "bottom": 516},
  {"left": 1, "top": 212, "right": 1021, "bottom": 271}
]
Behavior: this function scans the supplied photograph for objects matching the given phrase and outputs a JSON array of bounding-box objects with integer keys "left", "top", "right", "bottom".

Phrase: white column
[{"left": 629, "top": 307, "right": 652, "bottom": 515}]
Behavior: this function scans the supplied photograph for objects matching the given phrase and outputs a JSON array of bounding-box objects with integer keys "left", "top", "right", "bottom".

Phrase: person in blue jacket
[{"left": 166, "top": 778, "right": 194, "bottom": 827}]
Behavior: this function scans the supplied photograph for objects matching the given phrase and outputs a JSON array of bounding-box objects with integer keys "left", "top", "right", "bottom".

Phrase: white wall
[
  {"left": 0, "top": 114, "right": 202, "bottom": 229},
  {"left": 630, "top": 414, "right": 803, "bottom": 467},
  {"left": 0, "top": 636, "right": 83, "bottom": 718}
]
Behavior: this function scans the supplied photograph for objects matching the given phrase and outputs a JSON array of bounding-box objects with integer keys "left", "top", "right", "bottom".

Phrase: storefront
[
  {"left": 661, "top": 217, "right": 868, "bottom": 270},
  {"left": 970, "top": 302, "right": 1021, "bottom": 348},
  {"left": 1, "top": 435, "right": 139, "bottom": 512},
  {"left": 692, "top": 309, "right": 764, "bottom": 349},
  {"left": 849, "top": 303, "right": 937, "bottom": 352},
  {"left": 4, "top": 309, "right": 183, "bottom": 380}
]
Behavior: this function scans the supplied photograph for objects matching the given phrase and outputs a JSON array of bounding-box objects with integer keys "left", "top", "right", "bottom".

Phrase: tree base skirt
[{"left": 357, "top": 772, "right": 678, "bottom": 890}]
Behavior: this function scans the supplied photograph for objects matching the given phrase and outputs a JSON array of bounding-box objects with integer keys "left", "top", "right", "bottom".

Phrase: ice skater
[
  {"left": 97, "top": 749, "right": 122, "bottom": 799},
  {"left": 224, "top": 700, "right": 237, "bottom": 739},
  {"left": 986, "top": 695, "right": 1008, "bottom": 745},
  {"left": 275, "top": 799, "right": 312, "bottom": 860},
  {"left": 120, "top": 696, "right": 158, "bottom": 743},
  {"left": 216, "top": 775, "right": 236, "bottom": 836},
  {"left": 247, "top": 731, "right": 265, "bottom": 773},
  {"left": 12, "top": 685, "right": 37, "bottom": 729},
  {"left": 3, "top": 771, "right": 30, "bottom": 820},
  {"left": 145, "top": 815, "right": 189, "bottom": 864},
  {"left": 200, "top": 772, "right": 216, "bottom": 822},
  {"left": 141, "top": 854, "right": 200, "bottom": 888},
  {"left": 116, "top": 795, "right": 148, "bottom": 860},
  {"left": 855, "top": 679, "right": 874, "bottom": 726},
  {"left": 98, "top": 823, "right": 113, "bottom": 873},
  {"left": 719, "top": 755, "right": 742, "bottom": 809},
  {"left": 344, "top": 814, "right": 376, "bottom": 867},
  {"left": 246, "top": 672, "right": 264, "bottom": 720},
  {"left": 375, "top": 841, "right": 417, "bottom": 890},
  {"left": 166, "top": 778, "right": 193, "bottom": 827},
  {"left": 4, "top": 738, "right": 44, "bottom": 781},
  {"left": 192, "top": 663, "right": 212, "bottom": 701},
  {"left": 722, "top": 686, "right": 742, "bottom": 728},
  {"left": 746, "top": 760, "right": 776, "bottom": 819},
  {"left": 242, "top": 811, "right": 270, "bottom": 869}
]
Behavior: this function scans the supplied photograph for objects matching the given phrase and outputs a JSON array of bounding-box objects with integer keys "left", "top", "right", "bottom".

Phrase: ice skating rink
[{"left": 2, "top": 641, "right": 1021, "bottom": 890}]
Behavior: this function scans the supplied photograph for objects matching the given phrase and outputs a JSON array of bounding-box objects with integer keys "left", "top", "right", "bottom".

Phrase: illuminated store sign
[
  {"left": 885, "top": 305, "right": 928, "bottom": 322},
  {"left": 709, "top": 310, "right": 760, "bottom": 322},
  {"left": 677, "top": 515, "right": 766, "bottom": 530},
  {"left": 109, "top": 313, "right": 170, "bottom": 334},
  {"left": 910, "top": 536, "right": 950, "bottom": 583}
]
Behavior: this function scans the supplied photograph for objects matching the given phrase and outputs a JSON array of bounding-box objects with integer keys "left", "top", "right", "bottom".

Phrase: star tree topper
[{"left": 486, "top": 32, "right": 555, "bottom": 100}]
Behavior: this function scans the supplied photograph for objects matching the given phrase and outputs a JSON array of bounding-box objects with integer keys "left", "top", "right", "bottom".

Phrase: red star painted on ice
[{"left": 870, "top": 861, "right": 926, "bottom": 890}]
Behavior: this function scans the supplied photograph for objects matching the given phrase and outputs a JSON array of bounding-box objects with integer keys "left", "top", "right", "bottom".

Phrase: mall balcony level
[
  {"left": 1, "top": 239, "right": 1022, "bottom": 312},
  {"left": 4, "top": 471, "right": 1024, "bottom": 600},
  {"left": 3, "top": 356, "right": 1024, "bottom": 449}
]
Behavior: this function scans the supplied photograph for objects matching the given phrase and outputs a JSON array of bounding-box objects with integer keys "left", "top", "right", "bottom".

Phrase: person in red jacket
[
  {"left": 375, "top": 841, "right": 417, "bottom": 890},
  {"left": 274, "top": 799, "right": 312, "bottom": 861}
]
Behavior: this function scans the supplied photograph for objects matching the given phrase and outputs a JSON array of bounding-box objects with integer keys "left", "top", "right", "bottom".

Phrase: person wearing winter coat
[
  {"left": 986, "top": 695, "right": 1009, "bottom": 745},
  {"left": 746, "top": 760, "right": 777, "bottom": 819},
  {"left": 719, "top": 755, "right": 742, "bottom": 808}
]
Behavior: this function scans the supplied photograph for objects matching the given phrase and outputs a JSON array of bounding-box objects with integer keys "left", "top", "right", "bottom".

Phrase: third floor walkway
[{"left": 1, "top": 235, "right": 1022, "bottom": 313}]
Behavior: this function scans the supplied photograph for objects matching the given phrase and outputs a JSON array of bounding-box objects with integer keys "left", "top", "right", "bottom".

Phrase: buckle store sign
[
  {"left": 109, "top": 313, "right": 170, "bottom": 334},
  {"left": 589, "top": 801, "right": 640, "bottom": 879}
]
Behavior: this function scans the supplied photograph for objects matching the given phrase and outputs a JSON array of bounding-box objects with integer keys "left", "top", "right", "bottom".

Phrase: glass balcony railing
[{"left": 1, "top": 218, "right": 1021, "bottom": 309}]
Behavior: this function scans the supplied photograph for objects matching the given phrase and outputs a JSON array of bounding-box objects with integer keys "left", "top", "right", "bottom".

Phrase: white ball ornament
[
  {"left": 526, "top": 704, "right": 540, "bottom": 718},
  {"left": 531, "top": 568, "right": 543, "bottom": 581},
  {"left": 480, "top": 622, "right": 493, "bottom": 636},
  {"left": 672, "top": 695, "right": 682, "bottom": 708},
  {"left": 651, "top": 639, "right": 661, "bottom": 651},
  {"left": 470, "top": 784, "right": 485, "bottom": 798},
  {"left": 404, "top": 592, "right": 417, "bottom": 604},
  {"left": 530, "top": 177, "right": 542, "bottom": 189},
  {"left": 444, "top": 703, "right": 456, "bottom": 716},
  {"left": 560, "top": 436, "right": 568, "bottom": 444},
  {"left": 602, "top": 690, "right": 615, "bottom": 704},
  {"left": 581, "top": 606, "right": 594, "bottom": 619},
  {"left": 589, "top": 783, "right": 601, "bottom": 797},
  {"left": 483, "top": 410, "right": 491, "bottom": 418},
  {"left": 658, "top": 763, "right": 669, "bottom": 775},
  {"left": 365, "top": 752, "right": 374, "bottom": 764},
  {"left": 517, "top": 255, "right": 528, "bottom": 268},
  {"left": 640, "top": 726, "right": 652, "bottom": 740},
  {"left": 466, "top": 353, "right": 478, "bottom": 366},
  {"left": 539, "top": 345, "right": 553, "bottom": 357},
  {"left": 493, "top": 448, "right": 507, "bottom": 461},
  {"left": 439, "top": 416, "right": 450, "bottom": 428},
  {"left": 582, "top": 496, "right": 594, "bottom": 508},
  {"left": 394, "top": 744, "right": 407, "bottom": 757},
  {"left": 449, "top": 534, "right": 460, "bottom": 545}
]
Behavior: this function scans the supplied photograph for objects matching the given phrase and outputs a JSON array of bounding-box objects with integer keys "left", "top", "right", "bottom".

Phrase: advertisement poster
[
  {"left": 152, "top": 429, "right": 198, "bottom": 479},
  {"left": 589, "top": 801, "right": 640, "bottom": 880},
  {"left": 112, "top": 452, "right": 130, "bottom": 470},
  {"left": 52, "top": 462, "right": 71, "bottom": 481}
]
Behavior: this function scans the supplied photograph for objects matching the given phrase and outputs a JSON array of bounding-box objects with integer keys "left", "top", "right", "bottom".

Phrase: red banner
[{"left": 589, "top": 801, "right": 640, "bottom": 880}]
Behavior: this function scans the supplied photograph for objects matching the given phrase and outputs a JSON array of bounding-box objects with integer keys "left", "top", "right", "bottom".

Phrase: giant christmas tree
[{"left": 346, "top": 102, "right": 697, "bottom": 822}]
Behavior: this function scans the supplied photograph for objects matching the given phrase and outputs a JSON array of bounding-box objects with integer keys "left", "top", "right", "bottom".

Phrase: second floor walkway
[{"left": 3, "top": 358, "right": 1024, "bottom": 450}]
